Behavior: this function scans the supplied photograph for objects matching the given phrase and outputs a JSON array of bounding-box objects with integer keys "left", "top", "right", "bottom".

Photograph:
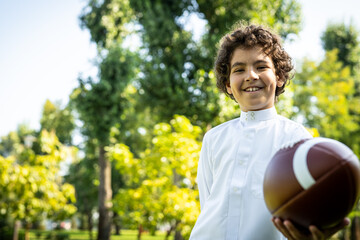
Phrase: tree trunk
[
  {"left": 113, "top": 212, "right": 121, "bottom": 235},
  {"left": 24, "top": 222, "right": 31, "bottom": 240},
  {"left": 165, "top": 224, "right": 175, "bottom": 240},
  {"left": 79, "top": 214, "right": 86, "bottom": 230},
  {"left": 173, "top": 220, "right": 183, "bottom": 240},
  {"left": 351, "top": 216, "right": 360, "bottom": 240},
  {"left": 97, "top": 146, "right": 113, "bottom": 240},
  {"left": 137, "top": 224, "right": 143, "bottom": 240},
  {"left": 174, "top": 230, "right": 183, "bottom": 240},
  {"left": 87, "top": 210, "right": 94, "bottom": 240},
  {"left": 12, "top": 220, "right": 20, "bottom": 240},
  {"left": 114, "top": 222, "right": 121, "bottom": 235}
]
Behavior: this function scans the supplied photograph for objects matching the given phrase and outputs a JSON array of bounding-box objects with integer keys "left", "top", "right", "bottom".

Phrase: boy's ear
[
  {"left": 226, "top": 80, "right": 232, "bottom": 94},
  {"left": 276, "top": 76, "right": 284, "bottom": 87}
]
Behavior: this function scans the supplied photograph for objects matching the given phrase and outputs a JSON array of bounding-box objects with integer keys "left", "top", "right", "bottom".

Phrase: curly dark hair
[{"left": 214, "top": 23, "right": 294, "bottom": 101}]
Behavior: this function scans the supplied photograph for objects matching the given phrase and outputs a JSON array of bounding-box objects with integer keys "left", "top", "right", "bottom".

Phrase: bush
[
  {"left": 36, "top": 231, "right": 42, "bottom": 239},
  {"left": 55, "top": 232, "right": 70, "bottom": 240},
  {"left": 0, "top": 227, "right": 25, "bottom": 240},
  {"left": 45, "top": 231, "right": 70, "bottom": 240}
]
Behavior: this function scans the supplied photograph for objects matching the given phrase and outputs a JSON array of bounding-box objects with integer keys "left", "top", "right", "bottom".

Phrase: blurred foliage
[
  {"left": 321, "top": 22, "right": 360, "bottom": 75},
  {"left": 40, "top": 100, "right": 75, "bottom": 145},
  {"left": 108, "top": 115, "right": 202, "bottom": 239},
  {"left": 70, "top": 46, "right": 138, "bottom": 144},
  {"left": 0, "top": 130, "right": 76, "bottom": 238},
  {"left": 293, "top": 50, "right": 360, "bottom": 157},
  {"left": 0, "top": 124, "right": 36, "bottom": 158},
  {"left": 319, "top": 22, "right": 360, "bottom": 158}
]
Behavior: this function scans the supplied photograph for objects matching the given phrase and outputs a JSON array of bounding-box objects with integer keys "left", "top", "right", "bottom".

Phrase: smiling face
[{"left": 226, "top": 46, "right": 284, "bottom": 112}]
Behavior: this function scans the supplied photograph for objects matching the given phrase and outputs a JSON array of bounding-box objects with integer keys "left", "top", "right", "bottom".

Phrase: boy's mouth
[{"left": 244, "top": 87, "right": 262, "bottom": 92}]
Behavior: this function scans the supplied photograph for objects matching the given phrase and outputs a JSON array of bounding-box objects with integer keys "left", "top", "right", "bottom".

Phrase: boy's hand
[{"left": 272, "top": 217, "right": 350, "bottom": 240}]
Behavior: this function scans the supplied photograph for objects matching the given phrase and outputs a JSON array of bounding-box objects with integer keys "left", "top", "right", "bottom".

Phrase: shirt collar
[{"left": 240, "top": 107, "right": 277, "bottom": 123}]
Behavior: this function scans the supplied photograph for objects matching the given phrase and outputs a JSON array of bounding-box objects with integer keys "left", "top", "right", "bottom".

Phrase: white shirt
[{"left": 189, "top": 107, "right": 312, "bottom": 240}]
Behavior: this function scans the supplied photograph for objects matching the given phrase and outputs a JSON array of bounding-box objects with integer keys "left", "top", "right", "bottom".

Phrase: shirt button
[
  {"left": 246, "top": 131, "right": 254, "bottom": 137},
  {"left": 233, "top": 187, "right": 239, "bottom": 192},
  {"left": 239, "top": 160, "right": 245, "bottom": 165},
  {"left": 250, "top": 112, "right": 255, "bottom": 120}
]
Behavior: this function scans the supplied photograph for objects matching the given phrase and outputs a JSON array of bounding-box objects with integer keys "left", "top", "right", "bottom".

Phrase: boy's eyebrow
[{"left": 231, "top": 60, "right": 270, "bottom": 69}]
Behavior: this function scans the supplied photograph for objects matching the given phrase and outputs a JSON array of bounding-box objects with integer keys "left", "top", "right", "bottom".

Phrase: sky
[{"left": 1, "top": 0, "right": 360, "bottom": 137}]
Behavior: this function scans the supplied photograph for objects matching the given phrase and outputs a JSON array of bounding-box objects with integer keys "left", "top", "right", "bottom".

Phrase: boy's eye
[
  {"left": 233, "top": 69, "right": 244, "bottom": 73},
  {"left": 257, "top": 66, "right": 268, "bottom": 70}
]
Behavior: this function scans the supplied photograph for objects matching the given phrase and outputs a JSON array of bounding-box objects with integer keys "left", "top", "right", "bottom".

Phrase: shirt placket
[{"left": 226, "top": 126, "right": 255, "bottom": 240}]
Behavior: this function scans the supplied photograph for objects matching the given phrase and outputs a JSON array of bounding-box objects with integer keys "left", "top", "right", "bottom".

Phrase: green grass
[{"left": 27, "top": 229, "right": 173, "bottom": 240}]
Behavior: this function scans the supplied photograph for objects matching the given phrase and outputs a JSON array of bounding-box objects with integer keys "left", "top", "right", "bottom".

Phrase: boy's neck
[{"left": 240, "top": 106, "right": 277, "bottom": 123}]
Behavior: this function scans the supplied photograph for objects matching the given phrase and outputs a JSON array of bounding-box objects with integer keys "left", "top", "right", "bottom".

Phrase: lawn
[{"left": 27, "top": 229, "right": 173, "bottom": 240}]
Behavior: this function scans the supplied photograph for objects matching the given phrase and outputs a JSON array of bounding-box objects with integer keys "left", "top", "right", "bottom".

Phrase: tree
[
  {"left": 319, "top": 21, "right": 360, "bottom": 155},
  {"left": 0, "top": 130, "right": 76, "bottom": 240},
  {"left": 40, "top": 99, "right": 75, "bottom": 145},
  {"left": 321, "top": 22, "right": 360, "bottom": 75},
  {"left": 71, "top": 45, "right": 138, "bottom": 240},
  {"left": 0, "top": 124, "right": 35, "bottom": 158},
  {"left": 108, "top": 115, "right": 202, "bottom": 240}
]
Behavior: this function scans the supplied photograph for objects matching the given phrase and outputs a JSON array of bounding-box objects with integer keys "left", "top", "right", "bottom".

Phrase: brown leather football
[{"left": 263, "top": 137, "right": 360, "bottom": 230}]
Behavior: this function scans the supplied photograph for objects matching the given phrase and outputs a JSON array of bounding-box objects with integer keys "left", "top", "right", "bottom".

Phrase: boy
[{"left": 189, "top": 24, "right": 349, "bottom": 240}]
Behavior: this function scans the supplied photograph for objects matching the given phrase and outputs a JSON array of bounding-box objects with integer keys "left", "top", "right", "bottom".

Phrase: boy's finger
[{"left": 272, "top": 217, "right": 293, "bottom": 239}]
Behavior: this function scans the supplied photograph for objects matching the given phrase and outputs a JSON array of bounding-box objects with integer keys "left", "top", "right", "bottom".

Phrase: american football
[{"left": 263, "top": 137, "right": 360, "bottom": 230}]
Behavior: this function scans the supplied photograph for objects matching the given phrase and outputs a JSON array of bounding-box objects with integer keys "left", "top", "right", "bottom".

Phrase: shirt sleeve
[{"left": 196, "top": 133, "right": 213, "bottom": 210}]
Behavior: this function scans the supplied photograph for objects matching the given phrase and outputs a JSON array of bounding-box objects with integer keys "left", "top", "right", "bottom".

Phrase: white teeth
[{"left": 245, "top": 87, "right": 260, "bottom": 92}]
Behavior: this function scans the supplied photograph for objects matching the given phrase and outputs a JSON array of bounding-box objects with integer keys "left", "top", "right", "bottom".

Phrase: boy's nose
[{"left": 245, "top": 68, "right": 259, "bottom": 81}]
